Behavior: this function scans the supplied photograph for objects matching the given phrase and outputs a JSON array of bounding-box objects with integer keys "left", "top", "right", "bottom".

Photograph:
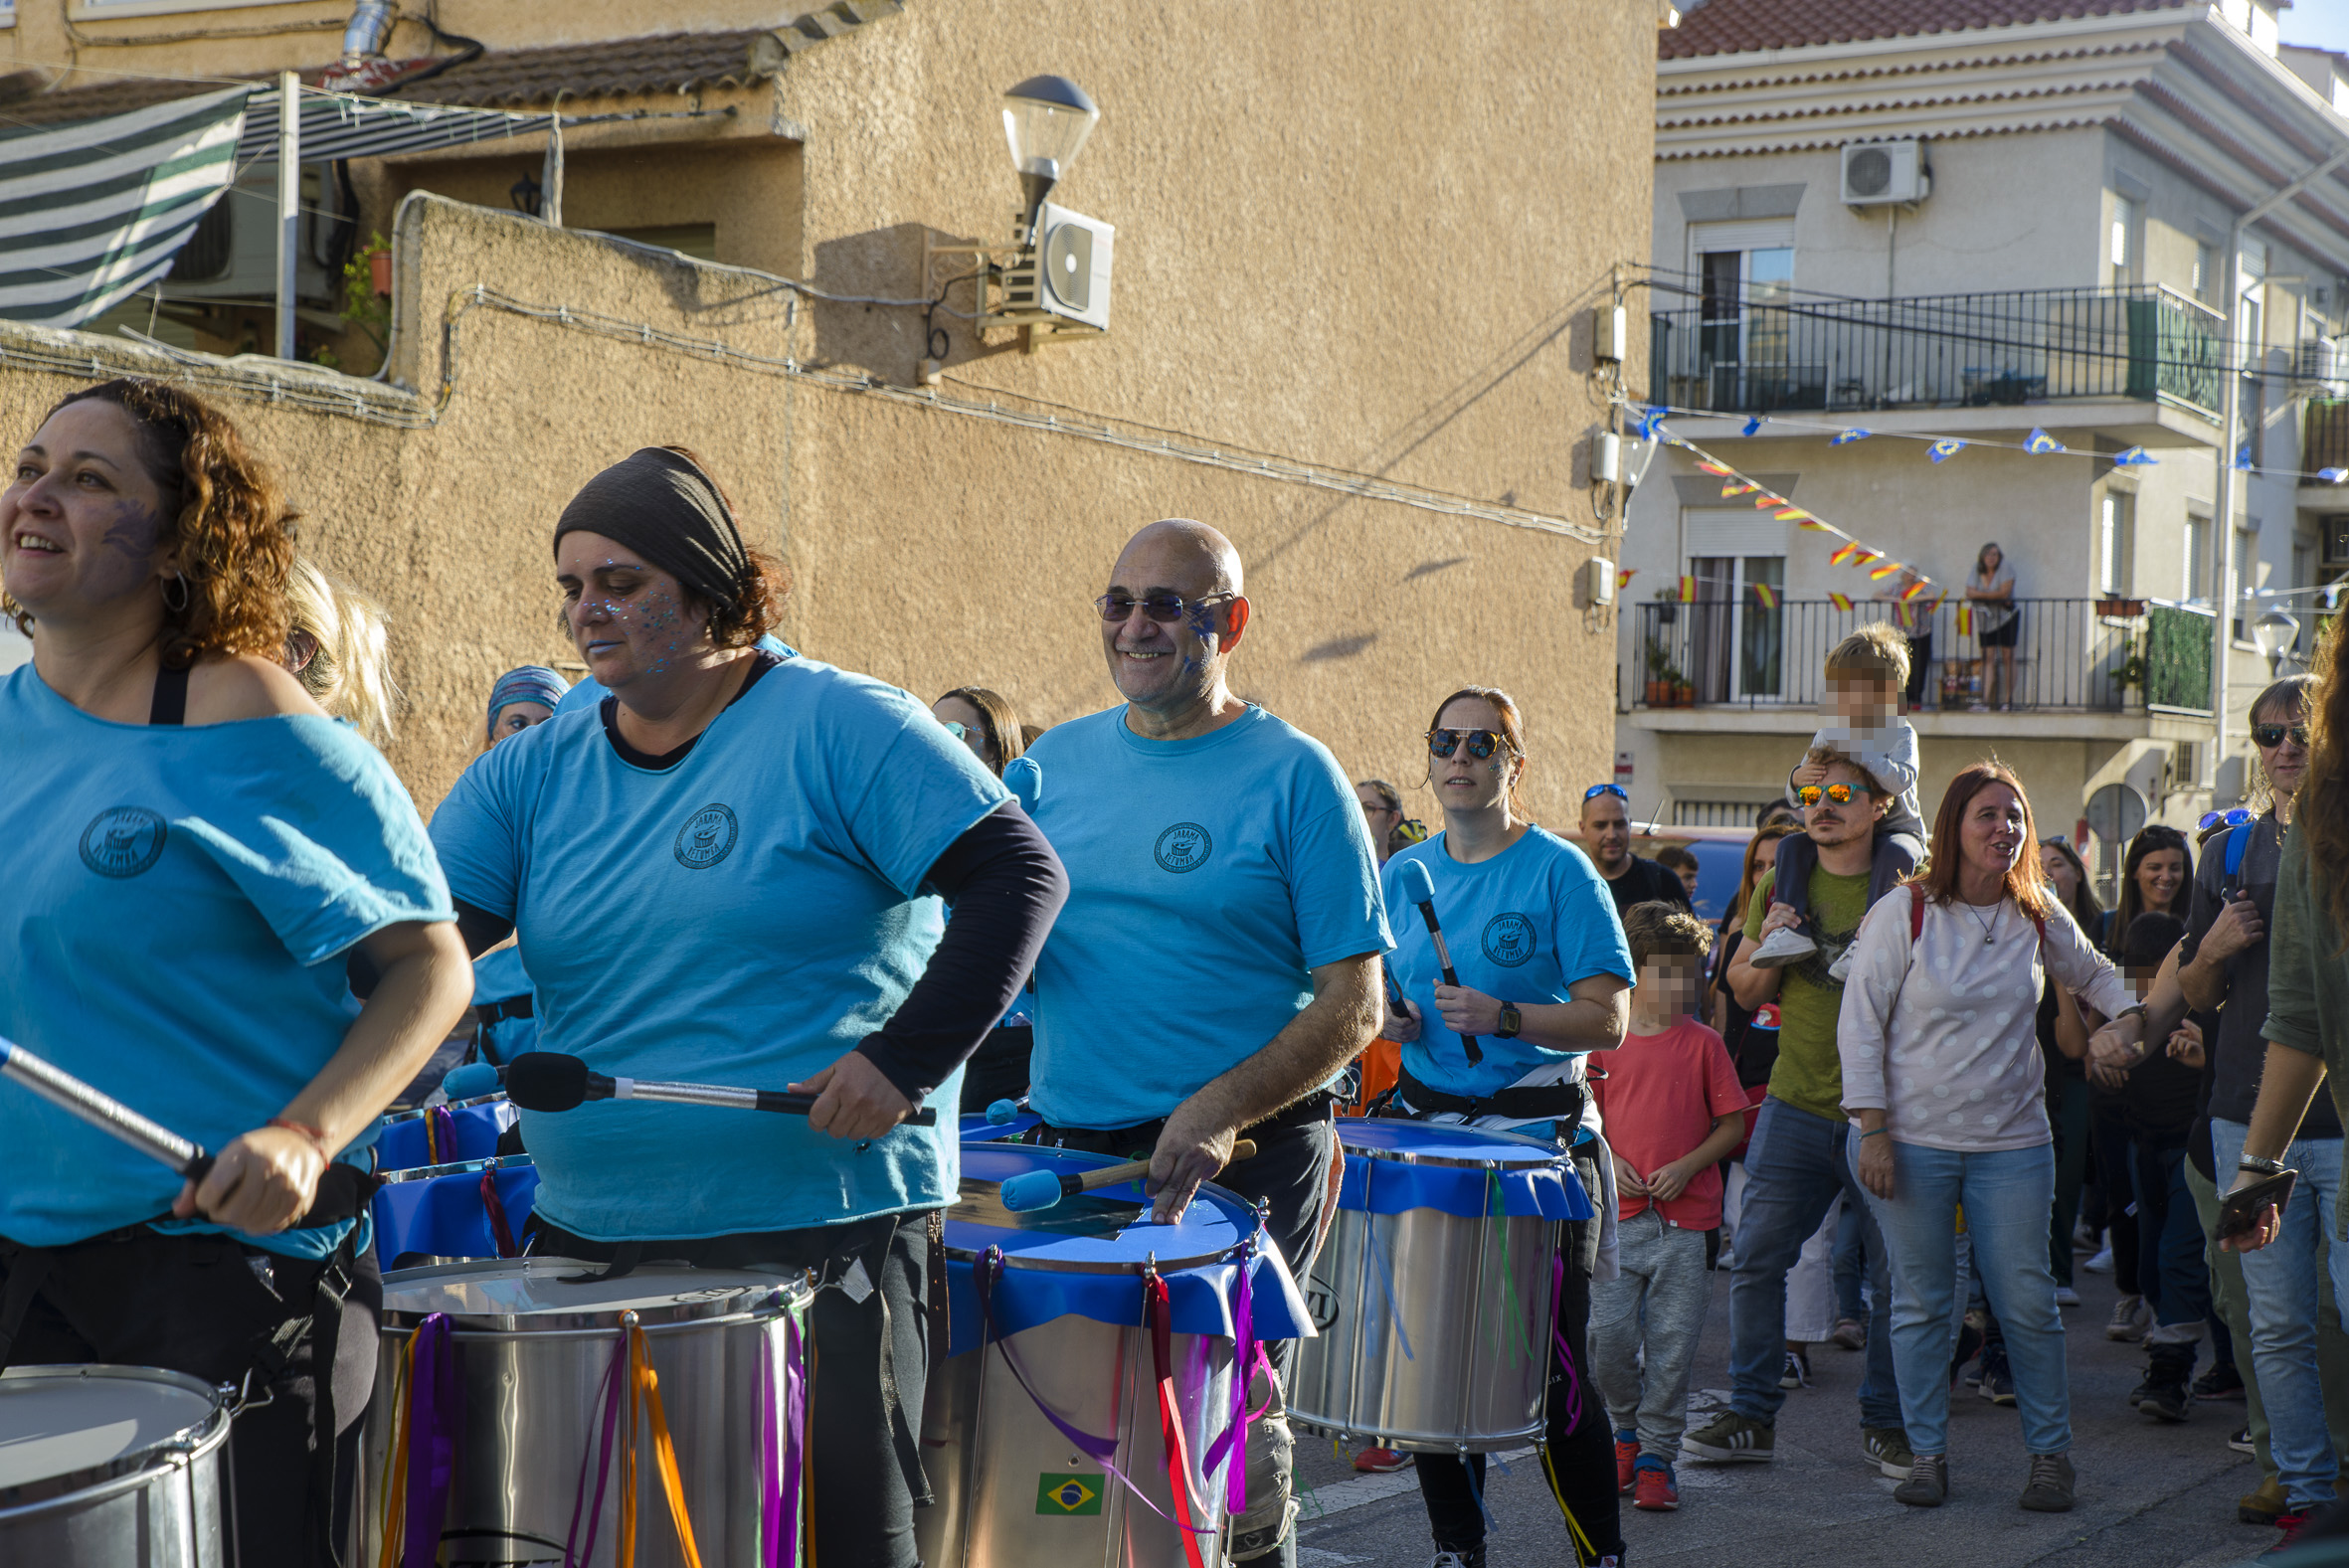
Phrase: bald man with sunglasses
[
  {"left": 1580, "top": 782, "right": 1693, "bottom": 920},
  {"left": 1020, "top": 517, "right": 1391, "bottom": 1566}
]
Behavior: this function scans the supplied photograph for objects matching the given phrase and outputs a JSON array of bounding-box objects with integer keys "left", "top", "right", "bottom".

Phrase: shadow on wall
[
  {"left": 1302, "top": 633, "right": 1378, "bottom": 662},
  {"left": 807, "top": 222, "right": 934, "bottom": 379}
]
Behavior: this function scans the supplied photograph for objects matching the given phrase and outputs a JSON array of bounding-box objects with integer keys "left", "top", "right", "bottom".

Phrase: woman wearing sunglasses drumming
[{"left": 1375, "top": 686, "right": 1637, "bottom": 1568}]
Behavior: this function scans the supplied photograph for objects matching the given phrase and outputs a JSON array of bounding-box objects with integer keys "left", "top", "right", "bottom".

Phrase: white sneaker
[
  {"left": 2054, "top": 1286, "right": 2081, "bottom": 1307},
  {"left": 1826, "top": 946, "right": 1854, "bottom": 983},
  {"left": 1748, "top": 926, "right": 1819, "bottom": 969},
  {"left": 2106, "top": 1294, "right": 2151, "bottom": 1341},
  {"left": 2081, "top": 1246, "right": 2114, "bottom": 1275}
]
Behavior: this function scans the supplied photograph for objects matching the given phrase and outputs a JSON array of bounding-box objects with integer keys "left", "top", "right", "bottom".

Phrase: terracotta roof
[
  {"left": 1660, "top": 0, "right": 2195, "bottom": 61},
  {"left": 393, "top": 30, "right": 771, "bottom": 108}
]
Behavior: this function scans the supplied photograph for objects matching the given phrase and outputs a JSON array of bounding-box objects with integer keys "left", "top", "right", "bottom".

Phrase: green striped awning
[{"left": 0, "top": 85, "right": 249, "bottom": 330}]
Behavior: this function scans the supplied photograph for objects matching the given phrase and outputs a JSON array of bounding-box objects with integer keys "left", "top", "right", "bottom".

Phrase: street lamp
[
  {"left": 2252, "top": 606, "right": 2301, "bottom": 677},
  {"left": 1001, "top": 75, "right": 1099, "bottom": 236}
]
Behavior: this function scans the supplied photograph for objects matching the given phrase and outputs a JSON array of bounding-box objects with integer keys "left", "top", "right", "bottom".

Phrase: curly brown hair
[
  {"left": 2300, "top": 614, "right": 2349, "bottom": 952},
  {"left": 5, "top": 379, "right": 294, "bottom": 666}
]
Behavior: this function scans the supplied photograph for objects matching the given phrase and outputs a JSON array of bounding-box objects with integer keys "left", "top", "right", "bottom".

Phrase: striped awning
[
  {"left": 0, "top": 86, "right": 248, "bottom": 330},
  {"left": 0, "top": 82, "right": 556, "bottom": 330}
]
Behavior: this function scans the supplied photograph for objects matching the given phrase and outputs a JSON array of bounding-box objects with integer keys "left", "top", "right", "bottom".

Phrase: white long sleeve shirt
[{"left": 1837, "top": 892, "right": 2134, "bottom": 1151}]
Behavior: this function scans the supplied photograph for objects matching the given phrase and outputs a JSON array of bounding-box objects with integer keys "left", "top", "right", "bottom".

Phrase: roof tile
[{"left": 1660, "top": 0, "right": 2195, "bottom": 61}]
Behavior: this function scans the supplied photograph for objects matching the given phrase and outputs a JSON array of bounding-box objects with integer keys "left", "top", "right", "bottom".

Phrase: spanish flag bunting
[
  {"left": 1828, "top": 591, "right": 1853, "bottom": 610},
  {"left": 1677, "top": 575, "right": 1698, "bottom": 603},
  {"left": 1753, "top": 492, "right": 1784, "bottom": 511},
  {"left": 1829, "top": 542, "right": 1862, "bottom": 566},
  {"left": 1869, "top": 560, "right": 1904, "bottom": 581},
  {"left": 1955, "top": 604, "right": 1974, "bottom": 635},
  {"left": 1899, "top": 579, "right": 1930, "bottom": 602},
  {"left": 1720, "top": 480, "right": 1758, "bottom": 497},
  {"left": 1796, "top": 518, "right": 1835, "bottom": 532},
  {"left": 1775, "top": 507, "right": 1813, "bottom": 522},
  {"left": 1696, "top": 460, "right": 1734, "bottom": 477},
  {"left": 1849, "top": 548, "right": 1882, "bottom": 568},
  {"left": 1752, "top": 583, "right": 1778, "bottom": 610},
  {"left": 1617, "top": 568, "right": 1637, "bottom": 590}
]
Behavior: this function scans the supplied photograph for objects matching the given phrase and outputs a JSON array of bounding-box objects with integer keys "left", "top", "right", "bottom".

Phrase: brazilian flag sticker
[{"left": 1036, "top": 1473, "right": 1104, "bottom": 1515}]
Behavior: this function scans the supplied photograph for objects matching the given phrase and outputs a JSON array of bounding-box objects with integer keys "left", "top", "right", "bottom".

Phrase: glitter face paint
[{"left": 556, "top": 540, "right": 713, "bottom": 692}]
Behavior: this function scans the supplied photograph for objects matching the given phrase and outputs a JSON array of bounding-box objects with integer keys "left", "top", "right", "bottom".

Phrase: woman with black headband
[{"left": 426, "top": 446, "right": 1069, "bottom": 1568}]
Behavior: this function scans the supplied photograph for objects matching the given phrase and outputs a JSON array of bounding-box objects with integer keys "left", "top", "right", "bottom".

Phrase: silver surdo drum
[
  {"left": 1291, "top": 1120, "right": 1588, "bottom": 1453},
  {"left": 352, "top": 1258, "right": 813, "bottom": 1568},
  {"left": 0, "top": 1364, "right": 232, "bottom": 1567}
]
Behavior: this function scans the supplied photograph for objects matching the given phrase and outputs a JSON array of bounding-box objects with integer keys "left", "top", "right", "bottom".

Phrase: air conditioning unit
[
  {"left": 162, "top": 163, "right": 338, "bottom": 308},
  {"left": 2296, "top": 337, "right": 2347, "bottom": 389},
  {"left": 996, "top": 201, "right": 1113, "bottom": 332},
  {"left": 1841, "top": 140, "right": 1930, "bottom": 207}
]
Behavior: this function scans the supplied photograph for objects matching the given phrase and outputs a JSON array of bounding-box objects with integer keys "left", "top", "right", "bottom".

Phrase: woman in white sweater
[{"left": 1840, "top": 761, "right": 2134, "bottom": 1514}]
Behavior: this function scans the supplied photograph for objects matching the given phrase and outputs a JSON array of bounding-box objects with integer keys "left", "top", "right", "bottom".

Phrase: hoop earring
[{"left": 160, "top": 573, "right": 190, "bottom": 613}]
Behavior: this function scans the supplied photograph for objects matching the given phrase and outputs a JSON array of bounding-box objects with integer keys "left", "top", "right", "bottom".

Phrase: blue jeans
[
  {"left": 1833, "top": 1197, "right": 1869, "bottom": 1323},
  {"left": 1726, "top": 1098, "right": 1902, "bottom": 1428},
  {"left": 2134, "top": 1142, "right": 2210, "bottom": 1341},
  {"left": 2213, "top": 1118, "right": 2349, "bottom": 1510},
  {"left": 1859, "top": 1135, "right": 2071, "bottom": 1457}
]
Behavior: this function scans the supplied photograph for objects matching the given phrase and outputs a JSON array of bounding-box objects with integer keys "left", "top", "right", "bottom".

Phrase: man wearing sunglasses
[
  {"left": 1685, "top": 748, "right": 1914, "bottom": 1480},
  {"left": 1020, "top": 517, "right": 1391, "bottom": 1565},
  {"left": 1579, "top": 782, "right": 1693, "bottom": 920}
]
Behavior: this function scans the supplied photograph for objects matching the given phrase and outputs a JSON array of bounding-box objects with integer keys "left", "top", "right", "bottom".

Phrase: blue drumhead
[
  {"left": 946, "top": 1144, "right": 1253, "bottom": 1271},
  {"left": 958, "top": 1110, "right": 1040, "bottom": 1142}
]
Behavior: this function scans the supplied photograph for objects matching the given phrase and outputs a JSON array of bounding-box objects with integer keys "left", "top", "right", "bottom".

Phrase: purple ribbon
[
  {"left": 425, "top": 1104, "right": 456, "bottom": 1165},
  {"left": 1548, "top": 1258, "right": 1584, "bottom": 1434},
  {"left": 760, "top": 1315, "right": 807, "bottom": 1567},
  {"left": 1201, "top": 1241, "right": 1264, "bottom": 1513},
  {"left": 564, "top": 1334, "right": 630, "bottom": 1568},
  {"left": 402, "top": 1312, "right": 461, "bottom": 1568}
]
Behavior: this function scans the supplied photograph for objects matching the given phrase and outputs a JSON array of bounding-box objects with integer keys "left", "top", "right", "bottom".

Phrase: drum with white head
[{"left": 0, "top": 1364, "right": 232, "bottom": 1566}]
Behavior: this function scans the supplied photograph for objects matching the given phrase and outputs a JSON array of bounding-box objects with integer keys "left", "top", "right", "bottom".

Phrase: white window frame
[
  {"left": 2109, "top": 195, "right": 2137, "bottom": 288},
  {"left": 1682, "top": 508, "right": 1790, "bottom": 704},
  {"left": 2184, "top": 512, "right": 2211, "bottom": 603},
  {"left": 2099, "top": 491, "right": 2133, "bottom": 596}
]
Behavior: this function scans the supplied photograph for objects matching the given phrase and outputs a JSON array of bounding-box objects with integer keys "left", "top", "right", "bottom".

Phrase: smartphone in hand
[{"left": 2217, "top": 1169, "right": 2298, "bottom": 1241}]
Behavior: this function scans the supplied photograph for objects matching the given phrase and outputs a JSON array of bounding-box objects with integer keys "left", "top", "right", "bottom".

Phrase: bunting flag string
[
  {"left": 1828, "top": 592, "right": 1853, "bottom": 610},
  {"left": 1927, "top": 438, "right": 1965, "bottom": 463},
  {"left": 1617, "top": 568, "right": 1637, "bottom": 591}
]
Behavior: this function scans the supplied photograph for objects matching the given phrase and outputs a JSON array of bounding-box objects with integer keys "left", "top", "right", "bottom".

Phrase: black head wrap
[{"left": 552, "top": 447, "right": 749, "bottom": 609}]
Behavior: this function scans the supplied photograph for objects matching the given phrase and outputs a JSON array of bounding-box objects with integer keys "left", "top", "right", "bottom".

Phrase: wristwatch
[
  {"left": 1496, "top": 1001, "right": 1523, "bottom": 1039},
  {"left": 2239, "top": 1152, "right": 2288, "bottom": 1176}
]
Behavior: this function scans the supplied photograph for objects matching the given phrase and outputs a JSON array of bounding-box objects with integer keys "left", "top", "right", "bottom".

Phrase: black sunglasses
[
  {"left": 1429, "top": 728, "right": 1508, "bottom": 760},
  {"left": 1094, "top": 591, "right": 1237, "bottom": 624},
  {"left": 2253, "top": 723, "right": 2309, "bottom": 749}
]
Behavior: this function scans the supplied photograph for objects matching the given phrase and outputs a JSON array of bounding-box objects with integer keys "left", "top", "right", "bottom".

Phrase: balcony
[
  {"left": 1649, "top": 285, "right": 2223, "bottom": 423},
  {"left": 1628, "top": 598, "right": 2214, "bottom": 721}
]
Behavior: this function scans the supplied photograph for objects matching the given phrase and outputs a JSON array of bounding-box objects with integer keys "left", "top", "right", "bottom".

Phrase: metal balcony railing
[
  {"left": 1629, "top": 597, "right": 2211, "bottom": 714},
  {"left": 1648, "top": 285, "right": 2223, "bottom": 419},
  {"left": 2305, "top": 398, "right": 2349, "bottom": 476}
]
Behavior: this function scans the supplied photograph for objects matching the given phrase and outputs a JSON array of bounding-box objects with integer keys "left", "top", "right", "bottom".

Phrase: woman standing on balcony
[{"left": 1967, "top": 541, "right": 2019, "bottom": 712}]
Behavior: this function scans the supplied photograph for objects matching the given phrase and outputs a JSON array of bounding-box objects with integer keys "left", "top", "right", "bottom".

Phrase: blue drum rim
[
  {"left": 382, "top": 1092, "right": 509, "bottom": 1124},
  {"left": 1336, "top": 1124, "right": 1565, "bottom": 1172},
  {"left": 377, "top": 1152, "right": 535, "bottom": 1184},
  {"left": 0, "top": 1364, "right": 231, "bottom": 1517},
  {"left": 943, "top": 1150, "right": 1258, "bottom": 1276},
  {"left": 376, "top": 1256, "right": 813, "bottom": 1334}
]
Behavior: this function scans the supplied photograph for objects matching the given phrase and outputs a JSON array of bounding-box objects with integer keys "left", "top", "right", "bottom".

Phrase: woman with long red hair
[{"left": 1837, "top": 761, "right": 2133, "bottom": 1513}]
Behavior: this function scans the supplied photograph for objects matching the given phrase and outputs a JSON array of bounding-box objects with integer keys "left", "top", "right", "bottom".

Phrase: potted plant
[
  {"left": 1644, "top": 636, "right": 1677, "bottom": 706},
  {"left": 2094, "top": 595, "right": 2146, "bottom": 620},
  {"left": 2108, "top": 640, "right": 2149, "bottom": 708}
]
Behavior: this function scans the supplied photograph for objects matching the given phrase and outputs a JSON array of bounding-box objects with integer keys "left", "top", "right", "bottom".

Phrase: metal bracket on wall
[{"left": 922, "top": 222, "right": 1106, "bottom": 354}]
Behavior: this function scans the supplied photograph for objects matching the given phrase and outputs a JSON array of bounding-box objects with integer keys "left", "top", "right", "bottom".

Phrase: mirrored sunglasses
[
  {"left": 1797, "top": 783, "right": 1858, "bottom": 806},
  {"left": 1429, "top": 728, "right": 1507, "bottom": 760},
  {"left": 2253, "top": 723, "right": 2309, "bottom": 749}
]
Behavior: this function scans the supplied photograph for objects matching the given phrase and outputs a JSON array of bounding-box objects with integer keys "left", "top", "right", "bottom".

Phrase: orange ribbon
[{"left": 619, "top": 1313, "right": 704, "bottom": 1568}]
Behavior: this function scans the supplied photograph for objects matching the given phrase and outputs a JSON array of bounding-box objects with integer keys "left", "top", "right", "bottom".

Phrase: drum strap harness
[{"left": 1392, "top": 1068, "right": 1586, "bottom": 1129}]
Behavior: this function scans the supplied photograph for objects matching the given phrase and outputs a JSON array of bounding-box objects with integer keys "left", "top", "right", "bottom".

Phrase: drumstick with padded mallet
[
  {"left": 2, "top": 1033, "right": 223, "bottom": 1184},
  {"left": 998, "top": 1139, "right": 1257, "bottom": 1213},
  {"left": 1392, "top": 858, "right": 1483, "bottom": 1064},
  {"left": 506, "top": 1051, "right": 940, "bottom": 1126}
]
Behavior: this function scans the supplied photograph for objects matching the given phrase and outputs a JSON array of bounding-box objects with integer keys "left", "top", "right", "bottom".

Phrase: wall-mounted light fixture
[{"left": 923, "top": 74, "right": 1114, "bottom": 369}]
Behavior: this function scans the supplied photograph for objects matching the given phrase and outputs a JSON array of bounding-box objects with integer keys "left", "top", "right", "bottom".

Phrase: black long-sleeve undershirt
[{"left": 374, "top": 800, "right": 1067, "bottom": 1109}]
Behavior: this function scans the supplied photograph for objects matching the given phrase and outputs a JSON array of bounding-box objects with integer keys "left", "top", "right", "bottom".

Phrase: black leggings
[
  {"left": 1415, "top": 1148, "right": 1620, "bottom": 1563},
  {"left": 2087, "top": 1096, "right": 2142, "bottom": 1292}
]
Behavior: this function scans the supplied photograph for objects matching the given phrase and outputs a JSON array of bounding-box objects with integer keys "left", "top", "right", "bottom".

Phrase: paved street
[{"left": 1292, "top": 1247, "right": 2275, "bottom": 1568}]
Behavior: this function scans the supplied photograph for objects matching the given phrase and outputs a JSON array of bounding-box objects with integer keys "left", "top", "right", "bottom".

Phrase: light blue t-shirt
[
  {"left": 430, "top": 656, "right": 1007, "bottom": 1240},
  {"left": 0, "top": 665, "right": 452, "bottom": 1252},
  {"left": 1025, "top": 704, "right": 1391, "bottom": 1129},
  {"left": 469, "top": 944, "right": 538, "bottom": 1064},
  {"left": 1383, "top": 827, "right": 1635, "bottom": 1098},
  {"left": 552, "top": 633, "right": 799, "bottom": 717}
]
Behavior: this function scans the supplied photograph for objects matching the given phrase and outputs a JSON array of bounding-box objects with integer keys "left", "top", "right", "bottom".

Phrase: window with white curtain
[{"left": 2099, "top": 492, "right": 2134, "bottom": 596}]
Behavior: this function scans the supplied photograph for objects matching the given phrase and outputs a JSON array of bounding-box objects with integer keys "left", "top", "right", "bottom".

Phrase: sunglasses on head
[
  {"left": 1797, "top": 783, "right": 1858, "bottom": 806},
  {"left": 2253, "top": 722, "right": 2309, "bottom": 749},
  {"left": 1094, "top": 591, "right": 1237, "bottom": 623},
  {"left": 1429, "top": 728, "right": 1509, "bottom": 760},
  {"left": 1583, "top": 783, "right": 1628, "bottom": 801}
]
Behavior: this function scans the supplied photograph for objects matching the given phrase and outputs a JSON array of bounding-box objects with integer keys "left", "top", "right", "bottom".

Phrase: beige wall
[{"left": 2, "top": 0, "right": 1654, "bottom": 826}]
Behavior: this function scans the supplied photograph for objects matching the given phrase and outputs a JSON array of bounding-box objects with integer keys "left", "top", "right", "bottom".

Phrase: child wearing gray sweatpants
[{"left": 1588, "top": 902, "right": 1751, "bottom": 1511}]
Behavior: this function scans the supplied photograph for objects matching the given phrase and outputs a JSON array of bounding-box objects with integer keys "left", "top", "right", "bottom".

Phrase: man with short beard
[{"left": 1683, "top": 749, "right": 1917, "bottom": 1482}]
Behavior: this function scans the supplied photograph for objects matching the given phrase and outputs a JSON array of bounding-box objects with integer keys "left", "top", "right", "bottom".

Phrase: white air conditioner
[
  {"left": 162, "top": 163, "right": 337, "bottom": 308},
  {"left": 1841, "top": 140, "right": 1929, "bottom": 207},
  {"left": 1033, "top": 202, "right": 1112, "bottom": 330},
  {"left": 2296, "top": 337, "right": 2346, "bottom": 389}
]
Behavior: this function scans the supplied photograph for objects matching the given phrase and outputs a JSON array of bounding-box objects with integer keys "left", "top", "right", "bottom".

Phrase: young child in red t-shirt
[{"left": 1589, "top": 901, "right": 1749, "bottom": 1513}]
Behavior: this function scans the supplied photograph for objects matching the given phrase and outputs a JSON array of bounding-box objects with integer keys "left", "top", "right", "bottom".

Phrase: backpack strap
[{"left": 2226, "top": 822, "right": 2253, "bottom": 883}]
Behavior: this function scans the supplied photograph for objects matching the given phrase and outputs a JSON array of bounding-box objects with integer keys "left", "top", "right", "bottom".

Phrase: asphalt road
[{"left": 1290, "top": 1238, "right": 2281, "bottom": 1568}]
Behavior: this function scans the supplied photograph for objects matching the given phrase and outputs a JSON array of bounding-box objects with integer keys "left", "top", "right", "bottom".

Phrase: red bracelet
[{"left": 268, "top": 1116, "right": 330, "bottom": 1147}]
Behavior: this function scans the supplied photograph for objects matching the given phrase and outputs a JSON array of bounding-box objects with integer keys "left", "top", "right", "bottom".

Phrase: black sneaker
[
  {"left": 1980, "top": 1367, "right": 2018, "bottom": 1406},
  {"left": 2139, "top": 1375, "right": 2193, "bottom": 1423},
  {"left": 1781, "top": 1346, "right": 1812, "bottom": 1389},
  {"left": 2192, "top": 1364, "right": 2247, "bottom": 1402}
]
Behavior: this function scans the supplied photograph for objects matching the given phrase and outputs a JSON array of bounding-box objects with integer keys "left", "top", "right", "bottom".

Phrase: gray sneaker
[
  {"left": 1895, "top": 1452, "right": 1948, "bottom": 1507},
  {"left": 1862, "top": 1426, "right": 1914, "bottom": 1480},
  {"left": 1826, "top": 945, "right": 1854, "bottom": 983},
  {"left": 1747, "top": 926, "right": 1818, "bottom": 969},
  {"left": 2020, "top": 1452, "right": 2076, "bottom": 1512},
  {"left": 1682, "top": 1410, "right": 1775, "bottom": 1463}
]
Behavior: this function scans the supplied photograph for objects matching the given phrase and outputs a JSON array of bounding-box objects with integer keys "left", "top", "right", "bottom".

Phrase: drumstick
[
  {"left": 1, "top": 1034, "right": 216, "bottom": 1181},
  {"left": 505, "top": 1051, "right": 940, "bottom": 1127},
  {"left": 1394, "top": 858, "right": 1483, "bottom": 1064},
  {"left": 998, "top": 1139, "right": 1257, "bottom": 1213}
]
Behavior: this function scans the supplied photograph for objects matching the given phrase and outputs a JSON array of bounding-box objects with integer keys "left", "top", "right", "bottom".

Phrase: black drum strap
[
  {"left": 243, "top": 1233, "right": 356, "bottom": 1568},
  {"left": 0, "top": 1246, "right": 57, "bottom": 1368}
]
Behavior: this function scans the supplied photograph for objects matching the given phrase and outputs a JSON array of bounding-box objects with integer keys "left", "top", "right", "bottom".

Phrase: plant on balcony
[
  {"left": 2094, "top": 595, "right": 2146, "bottom": 620},
  {"left": 2108, "top": 639, "right": 2149, "bottom": 708},
  {"left": 1644, "top": 635, "right": 1687, "bottom": 707}
]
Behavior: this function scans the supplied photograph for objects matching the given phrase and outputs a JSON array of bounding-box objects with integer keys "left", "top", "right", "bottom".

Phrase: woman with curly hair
[
  {"left": 0, "top": 379, "right": 472, "bottom": 1564},
  {"left": 425, "top": 445, "right": 1069, "bottom": 1568}
]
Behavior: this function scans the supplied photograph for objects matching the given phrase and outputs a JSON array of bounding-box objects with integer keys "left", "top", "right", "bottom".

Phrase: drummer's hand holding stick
[
  {"left": 179, "top": 920, "right": 472, "bottom": 1233},
  {"left": 793, "top": 1049, "right": 919, "bottom": 1140},
  {"left": 1148, "top": 953, "right": 1385, "bottom": 1225}
]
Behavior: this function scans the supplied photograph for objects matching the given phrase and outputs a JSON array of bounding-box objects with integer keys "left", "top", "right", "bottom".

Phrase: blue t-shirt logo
[
  {"left": 80, "top": 807, "right": 166, "bottom": 878},
  {"left": 1154, "top": 821, "right": 1212, "bottom": 874},
  {"left": 672, "top": 803, "right": 740, "bottom": 870},
  {"left": 1482, "top": 911, "right": 1536, "bottom": 967}
]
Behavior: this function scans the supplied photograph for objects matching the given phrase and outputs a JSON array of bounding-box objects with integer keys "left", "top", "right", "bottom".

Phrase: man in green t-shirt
[{"left": 1684, "top": 751, "right": 1921, "bottom": 1479}]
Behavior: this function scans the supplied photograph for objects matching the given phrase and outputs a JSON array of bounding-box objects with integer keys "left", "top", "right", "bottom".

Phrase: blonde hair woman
[{"left": 283, "top": 558, "right": 400, "bottom": 746}]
